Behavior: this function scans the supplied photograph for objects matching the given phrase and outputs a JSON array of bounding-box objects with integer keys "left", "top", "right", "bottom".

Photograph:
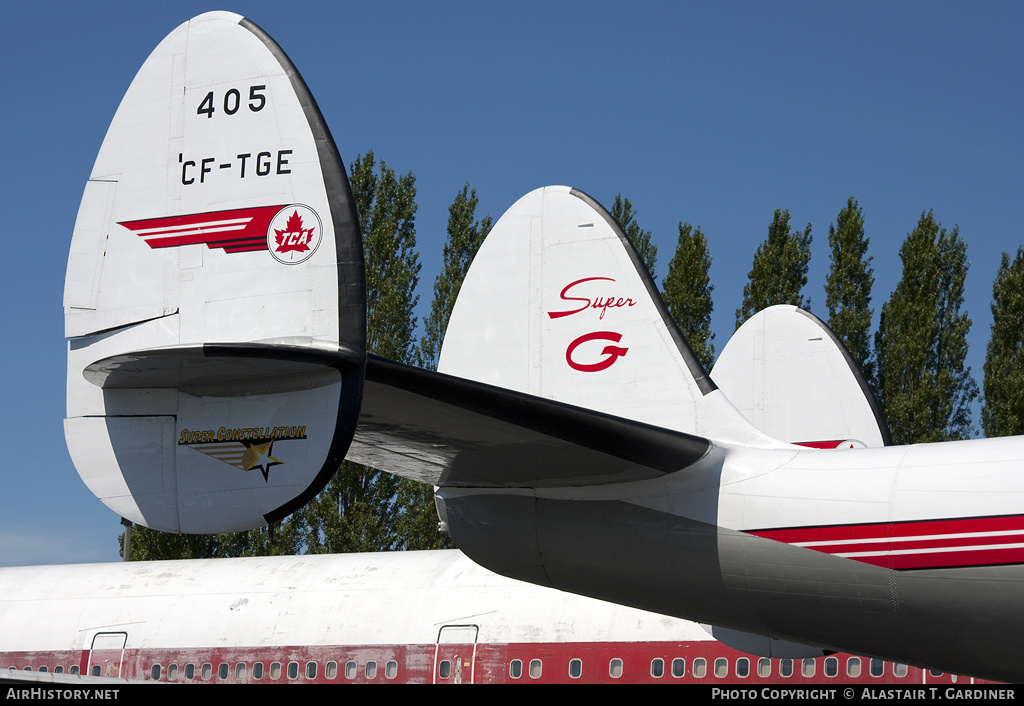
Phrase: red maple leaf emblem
[{"left": 273, "top": 210, "right": 315, "bottom": 256}]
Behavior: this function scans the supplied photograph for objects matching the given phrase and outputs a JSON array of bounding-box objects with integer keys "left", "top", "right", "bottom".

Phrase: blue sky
[{"left": 3, "top": 1, "right": 1022, "bottom": 565}]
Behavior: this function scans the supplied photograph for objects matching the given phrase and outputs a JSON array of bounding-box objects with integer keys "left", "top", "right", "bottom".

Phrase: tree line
[{"left": 121, "top": 158, "right": 1024, "bottom": 559}]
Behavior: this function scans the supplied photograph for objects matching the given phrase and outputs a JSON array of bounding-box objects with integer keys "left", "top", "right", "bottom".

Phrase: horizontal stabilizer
[
  {"left": 347, "top": 357, "right": 711, "bottom": 487},
  {"left": 84, "top": 342, "right": 361, "bottom": 394}
]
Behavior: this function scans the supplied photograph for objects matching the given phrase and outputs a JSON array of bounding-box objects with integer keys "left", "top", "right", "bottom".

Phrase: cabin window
[
  {"left": 253, "top": 662, "right": 263, "bottom": 680},
  {"left": 439, "top": 660, "right": 451, "bottom": 679},
  {"left": 757, "top": 658, "right": 771, "bottom": 677},
  {"left": 846, "top": 657, "right": 861, "bottom": 678},
  {"left": 151, "top": 664, "right": 161, "bottom": 680},
  {"left": 651, "top": 658, "right": 664, "bottom": 678},
  {"left": 54, "top": 666, "right": 64, "bottom": 674},
  {"left": 201, "top": 663, "right": 212, "bottom": 681},
  {"left": 801, "top": 658, "right": 816, "bottom": 677},
  {"left": 608, "top": 658, "right": 622, "bottom": 679},
  {"left": 167, "top": 663, "right": 177, "bottom": 681},
  {"left": 780, "top": 659, "right": 793, "bottom": 678},
  {"left": 385, "top": 661, "right": 397, "bottom": 679},
  {"left": 736, "top": 658, "right": 750, "bottom": 678},
  {"left": 270, "top": 661, "right": 282, "bottom": 680},
  {"left": 714, "top": 658, "right": 728, "bottom": 677},
  {"left": 306, "top": 661, "right": 317, "bottom": 680},
  {"left": 70, "top": 666, "right": 79, "bottom": 675},
  {"left": 894, "top": 663, "right": 908, "bottom": 678},
  {"left": 569, "top": 658, "right": 582, "bottom": 679},
  {"left": 510, "top": 659, "right": 523, "bottom": 679},
  {"left": 91, "top": 666, "right": 101, "bottom": 677},
  {"left": 693, "top": 658, "right": 707, "bottom": 678},
  {"left": 870, "top": 659, "right": 884, "bottom": 677},
  {"left": 235, "top": 663, "right": 246, "bottom": 680},
  {"left": 929, "top": 669, "right": 944, "bottom": 678},
  {"left": 184, "top": 663, "right": 195, "bottom": 680},
  {"left": 366, "top": 661, "right": 377, "bottom": 679},
  {"left": 218, "top": 662, "right": 228, "bottom": 680},
  {"left": 287, "top": 661, "right": 299, "bottom": 679},
  {"left": 326, "top": 661, "right": 338, "bottom": 679},
  {"left": 529, "top": 659, "right": 542, "bottom": 679},
  {"left": 345, "top": 661, "right": 357, "bottom": 679},
  {"left": 38, "top": 666, "right": 47, "bottom": 673},
  {"left": 825, "top": 657, "right": 839, "bottom": 678},
  {"left": 672, "top": 658, "right": 685, "bottom": 678}
]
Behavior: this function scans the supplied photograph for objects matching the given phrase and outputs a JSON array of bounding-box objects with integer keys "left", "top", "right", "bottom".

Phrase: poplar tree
[
  {"left": 825, "top": 198, "right": 875, "bottom": 383},
  {"left": 875, "top": 211, "right": 977, "bottom": 444},
  {"left": 982, "top": 247, "right": 1024, "bottom": 437},
  {"left": 736, "top": 209, "right": 812, "bottom": 328},
  {"left": 661, "top": 222, "right": 715, "bottom": 370},
  {"left": 297, "top": 151, "right": 420, "bottom": 553},
  {"left": 416, "top": 184, "right": 492, "bottom": 371},
  {"left": 611, "top": 194, "right": 657, "bottom": 279}
]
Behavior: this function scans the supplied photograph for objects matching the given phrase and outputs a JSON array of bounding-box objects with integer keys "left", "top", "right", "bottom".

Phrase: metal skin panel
[
  {"left": 63, "top": 12, "right": 365, "bottom": 533},
  {"left": 711, "top": 305, "right": 891, "bottom": 447},
  {"left": 0, "top": 552, "right": 711, "bottom": 653}
]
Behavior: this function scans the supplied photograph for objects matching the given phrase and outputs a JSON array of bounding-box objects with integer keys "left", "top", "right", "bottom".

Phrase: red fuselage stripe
[{"left": 747, "top": 515, "right": 1024, "bottom": 570}]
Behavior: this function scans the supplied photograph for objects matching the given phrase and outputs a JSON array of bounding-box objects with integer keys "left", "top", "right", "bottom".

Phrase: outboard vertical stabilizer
[{"left": 64, "top": 12, "right": 365, "bottom": 533}]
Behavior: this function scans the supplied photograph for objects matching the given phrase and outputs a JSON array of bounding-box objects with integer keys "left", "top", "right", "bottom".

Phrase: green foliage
[
  {"left": 736, "top": 209, "right": 812, "bottom": 328},
  {"left": 610, "top": 194, "right": 657, "bottom": 279},
  {"left": 119, "top": 522, "right": 300, "bottom": 561},
  {"left": 825, "top": 198, "right": 875, "bottom": 384},
  {"left": 350, "top": 151, "right": 421, "bottom": 362},
  {"left": 661, "top": 222, "right": 715, "bottom": 370},
  {"left": 875, "top": 211, "right": 977, "bottom": 444},
  {"left": 416, "top": 183, "right": 492, "bottom": 371},
  {"left": 982, "top": 247, "right": 1024, "bottom": 437}
]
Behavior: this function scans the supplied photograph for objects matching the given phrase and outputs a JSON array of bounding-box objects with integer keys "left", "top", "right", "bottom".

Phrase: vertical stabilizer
[
  {"left": 438, "top": 186, "right": 770, "bottom": 444},
  {"left": 711, "top": 305, "right": 890, "bottom": 448},
  {"left": 64, "top": 13, "right": 365, "bottom": 533}
]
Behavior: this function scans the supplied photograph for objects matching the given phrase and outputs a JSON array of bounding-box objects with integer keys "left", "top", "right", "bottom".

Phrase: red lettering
[
  {"left": 547, "top": 277, "right": 636, "bottom": 319},
  {"left": 565, "top": 331, "right": 629, "bottom": 372}
]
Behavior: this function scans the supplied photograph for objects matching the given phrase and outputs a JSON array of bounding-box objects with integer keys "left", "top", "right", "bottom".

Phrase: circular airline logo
[{"left": 267, "top": 204, "right": 323, "bottom": 264}]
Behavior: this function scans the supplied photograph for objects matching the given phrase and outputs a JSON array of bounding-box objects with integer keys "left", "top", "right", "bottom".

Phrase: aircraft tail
[
  {"left": 64, "top": 12, "right": 365, "bottom": 533},
  {"left": 711, "top": 305, "right": 891, "bottom": 448},
  {"left": 438, "top": 186, "right": 773, "bottom": 445}
]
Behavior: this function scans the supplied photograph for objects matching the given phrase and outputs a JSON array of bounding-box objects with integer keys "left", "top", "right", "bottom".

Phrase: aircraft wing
[{"left": 347, "top": 356, "right": 712, "bottom": 488}]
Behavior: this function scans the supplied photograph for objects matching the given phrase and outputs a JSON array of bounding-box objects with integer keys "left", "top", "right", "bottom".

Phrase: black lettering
[
  {"left": 277, "top": 150, "right": 292, "bottom": 175},
  {"left": 249, "top": 85, "right": 266, "bottom": 112},
  {"left": 200, "top": 158, "right": 214, "bottom": 183},
  {"left": 182, "top": 160, "right": 195, "bottom": 185},
  {"left": 237, "top": 153, "right": 251, "bottom": 178},
  {"left": 197, "top": 91, "right": 215, "bottom": 119},
  {"left": 256, "top": 152, "right": 271, "bottom": 176},
  {"left": 224, "top": 88, "right": 240, "bottom": 115}
]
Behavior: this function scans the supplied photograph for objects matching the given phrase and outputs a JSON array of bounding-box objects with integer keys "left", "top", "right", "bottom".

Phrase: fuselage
[
  {"left": 436, "top": 435, "right": 1024, "bottom": 682},
  {"left": 0, "top": 550, "right": 991, "bottom": 685}
]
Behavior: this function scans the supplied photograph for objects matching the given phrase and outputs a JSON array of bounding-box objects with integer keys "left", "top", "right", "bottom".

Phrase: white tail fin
[
  {"left": 438, "top": 186, "right": 774, "bottom": 445},
  {"left": 712, "top": 305, "right": 891, "bottom": 448},
  {"left": 64, "top": 12, "right": 365, "bottom": 533}
]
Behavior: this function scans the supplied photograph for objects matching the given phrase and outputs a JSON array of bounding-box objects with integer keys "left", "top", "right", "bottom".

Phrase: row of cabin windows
[
  {"left": 8, "top": 657, "right": 933, "bottom": 682},
  {"left": 506, "top": 656, "right": 911, "bottom": 680},
  {"left": 148, "top": 659, "right": 399, "bottom": 681}
]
